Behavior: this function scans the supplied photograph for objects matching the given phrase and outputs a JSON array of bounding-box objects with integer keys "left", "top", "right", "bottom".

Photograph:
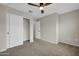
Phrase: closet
[{"left": 6, "top": 13, "right": 23, "bottom": 48}]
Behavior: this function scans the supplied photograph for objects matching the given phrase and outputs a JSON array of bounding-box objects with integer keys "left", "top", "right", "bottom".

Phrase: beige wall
[
  {"left": 39, "top": 9, "right": 79, "bottom": 47},
  {"left": 59, "top": 10, "right": 79, "bottom": 46},
  {"left": 0, "top": 6, "right": 6, "bottom": 51},
  {"left": 39, "top": 13, "right": 59, "bottom": 44},
  {"left": 0, "top": 4, "right": 33, "bottom": 51}
]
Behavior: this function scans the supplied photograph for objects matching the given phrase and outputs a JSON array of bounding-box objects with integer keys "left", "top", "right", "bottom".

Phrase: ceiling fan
[{"left": 28, "top": 3, "right": 52, "bottom": 14}]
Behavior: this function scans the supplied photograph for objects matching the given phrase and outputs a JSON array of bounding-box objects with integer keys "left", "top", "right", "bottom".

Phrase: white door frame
[{"left": 29, "top": 19, "right": 34, "bottom": 42}]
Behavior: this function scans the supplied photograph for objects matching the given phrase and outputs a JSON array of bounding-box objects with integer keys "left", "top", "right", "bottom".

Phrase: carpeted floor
[{"left": 1, "top": 39, "right": 79, "bottom": 56}]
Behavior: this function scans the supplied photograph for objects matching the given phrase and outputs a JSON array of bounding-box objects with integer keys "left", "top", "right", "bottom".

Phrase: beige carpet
[{"left": 2, "top": 39, "right": 79, "bottom": 56}]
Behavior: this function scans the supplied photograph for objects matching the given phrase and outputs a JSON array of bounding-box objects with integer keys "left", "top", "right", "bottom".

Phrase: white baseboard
[
  {"left": 23, "top": 39, "right": 28, "bottom": 42},
  {"left": 55, "top": 41, "right": 59, "bottom": 44},
  {"left": 38, "top": 38, "right": 59, "bottom": 44},
  {"left": 46, "top": 40, "right": 59, "bottom": 44},
  {"left": 60, "top": 41, "right": 79, "bottom": 47},
  {"left": 30, "top": 40, "right": 34, "bottom": 43},
  {"left": 0, "top": 49, "right": 7, "bottom": 52}
]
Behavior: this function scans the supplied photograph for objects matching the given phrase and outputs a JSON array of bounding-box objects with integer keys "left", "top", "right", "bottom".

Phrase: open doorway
[
  {"left": 35, "top": 20, "right": 41, "bottom": 39},
  {"left": 23, "top": 18, "right": 30, "bottom": 42}
]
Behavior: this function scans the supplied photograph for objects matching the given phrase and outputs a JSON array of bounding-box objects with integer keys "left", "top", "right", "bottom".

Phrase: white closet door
[
  {"left": 17, "top": 15, "right": 23, "bottom": 45},
  {"left": 35, "top": 21, "right": 40, "bottom": 39},
  {"left": 9, "top": 14, "right": 16, "bottom": 48},
  {"left": 7, "top": 13, "right": 23, "bottom": 48}
]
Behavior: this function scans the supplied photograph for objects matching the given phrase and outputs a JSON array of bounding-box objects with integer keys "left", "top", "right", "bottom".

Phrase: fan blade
[
  {"left": 28, "top": 3, "right": 40, "bottom": 7},
  {"left": 44, "top": 3, "right": 52, "bottom": 6}
]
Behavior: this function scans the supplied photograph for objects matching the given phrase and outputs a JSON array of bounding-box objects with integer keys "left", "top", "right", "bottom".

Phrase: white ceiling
[{"left": 2, "top": 3, "right": 79, "bottom": 19}]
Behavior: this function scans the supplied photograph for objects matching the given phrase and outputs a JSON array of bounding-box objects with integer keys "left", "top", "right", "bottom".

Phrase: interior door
[
  {"left": 6, "top": 13, "right": 23, "bottom": 48},
  {"left": 35, "top": 21, "right": 40, "bottom": 39}
]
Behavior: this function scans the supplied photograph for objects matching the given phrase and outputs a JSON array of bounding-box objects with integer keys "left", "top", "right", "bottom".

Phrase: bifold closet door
[{"left": 7, "top": 13, "right": 23, "bottom": 48}]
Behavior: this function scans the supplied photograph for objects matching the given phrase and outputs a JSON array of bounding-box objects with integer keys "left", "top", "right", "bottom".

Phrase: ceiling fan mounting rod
[{"left": 40, "top": 3, "right": 44, "bottom": 7}]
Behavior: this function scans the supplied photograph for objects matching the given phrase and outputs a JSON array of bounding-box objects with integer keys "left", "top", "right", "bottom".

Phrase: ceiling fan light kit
[
  {"left": 40, "top": 6, "right": 44, "bottom": 10},
  {"left": 28, "top": 3, "right": 52, "bottom": 14}
]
